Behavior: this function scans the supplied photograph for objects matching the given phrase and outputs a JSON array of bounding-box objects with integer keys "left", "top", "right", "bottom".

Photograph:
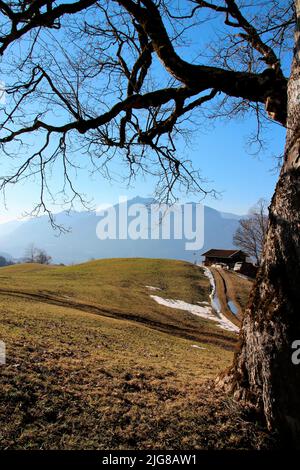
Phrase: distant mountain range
[{"left": 0, "top": 197, "right": 244, "bottom": 264}]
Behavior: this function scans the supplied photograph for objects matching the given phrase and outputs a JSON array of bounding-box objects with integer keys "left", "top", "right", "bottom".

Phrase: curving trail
[{"left": 208, "top": 267, "right": 242, "bottom": 328}]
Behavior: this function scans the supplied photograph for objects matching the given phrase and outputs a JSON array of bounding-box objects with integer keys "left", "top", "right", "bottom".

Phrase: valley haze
[{"left": 0, "top": 197, "right": 244, "bottom": 264}]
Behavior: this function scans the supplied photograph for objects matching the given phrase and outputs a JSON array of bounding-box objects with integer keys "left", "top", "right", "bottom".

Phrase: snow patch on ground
[
  {"left": 150, "top": 294, "right": 239, "bottom": 333},
  {"left": 150, "top": 295, "right": 215, "bottom": 319},
  {"left": 191, "top": 345, "right": 207, "bottom": 350},
  {"left": 147, "top": 266, "right": 239, "bottom": 333}
]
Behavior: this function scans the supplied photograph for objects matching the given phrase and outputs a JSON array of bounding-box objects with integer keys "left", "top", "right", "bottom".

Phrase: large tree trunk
[{"left": 217, "top": 1, "right": 300, "bottom": 446}]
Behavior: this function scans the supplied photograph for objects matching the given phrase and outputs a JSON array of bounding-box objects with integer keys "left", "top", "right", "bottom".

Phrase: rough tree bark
[{"left": 217, "top": 0, "right": 300, "bottom": 447}]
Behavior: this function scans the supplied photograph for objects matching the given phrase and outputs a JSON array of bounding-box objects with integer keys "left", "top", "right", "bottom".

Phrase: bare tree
[
  {"left": 0, "top": 255, "right": 8, "bottom": 267},
  {"left": 35, "top": 249, "right": 52, "bottom": 265},
  {"left": 233, "top": 199, "right": 268, "bottom": 265},
  {"left": 0, "top": 0, "right": 299, "bottom": 443},
  {"left": 24, "top": 244, "right": 51, "bottom": 264},
  {"left": 0, "top": 0, "right": 292, "bottom": 212},
  {"left": 24, "top": 243, "right": 38, "bottom": 263}
]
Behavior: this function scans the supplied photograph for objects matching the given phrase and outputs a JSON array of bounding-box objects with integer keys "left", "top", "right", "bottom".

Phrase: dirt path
[
  {"left": 224, "top": 270, "right": 254, "bottom": 311},
  {"left": 210, "top": 267, "right": 249, "bottom": 327}
]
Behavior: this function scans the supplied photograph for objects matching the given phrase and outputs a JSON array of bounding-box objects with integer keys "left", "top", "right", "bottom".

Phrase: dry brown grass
[
  {"left": 0, "top": 259, "right": 274, "bottom": 449},
  {"left": 223, "top": 271, "right": 253, "bottom": 312},
  {"left": 0, "top": 296, "right": 273, "bottom": 450},
  {"left": 0, "top": 259, "right": 236, "bottom": 350}
]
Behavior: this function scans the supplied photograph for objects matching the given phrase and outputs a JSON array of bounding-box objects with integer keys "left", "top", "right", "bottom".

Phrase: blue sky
[
  {"left": 0, "top": 1, "right": 289, "bottom": 223},
  {"left": 0, "top": 113, "right": 285, "bottom": 223}
]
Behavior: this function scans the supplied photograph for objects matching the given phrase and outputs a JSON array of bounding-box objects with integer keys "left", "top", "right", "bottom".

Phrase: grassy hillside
[
  {"left": 0, "top": 259, "right": 272, "bottom": 449},
  {"left": 0, "top": 259, "right": 235, "bottom": 348}
]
